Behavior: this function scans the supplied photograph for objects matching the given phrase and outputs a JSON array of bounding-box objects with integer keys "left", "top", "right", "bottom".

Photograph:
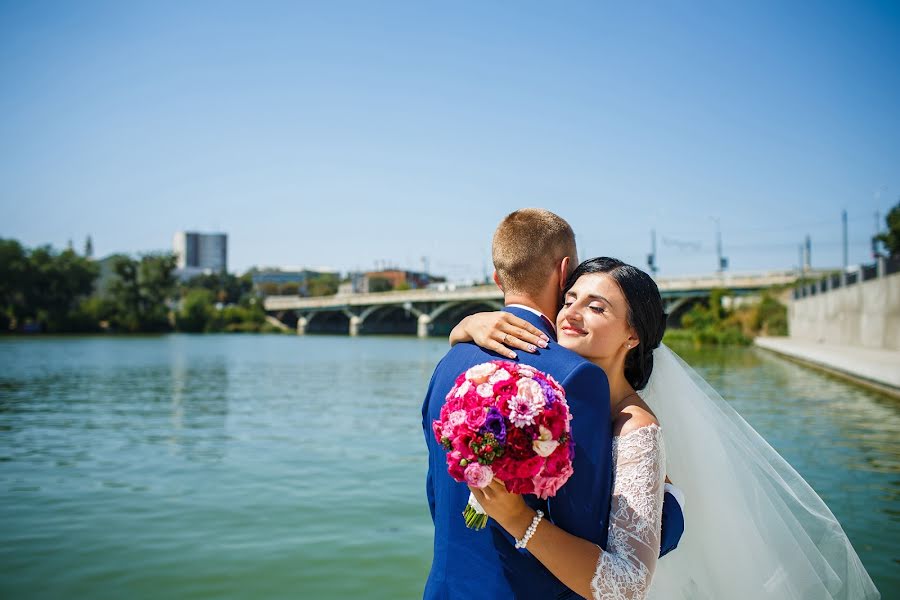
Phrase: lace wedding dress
[{"left": 590, "top": 424, "right": 666, "bottom": 600}]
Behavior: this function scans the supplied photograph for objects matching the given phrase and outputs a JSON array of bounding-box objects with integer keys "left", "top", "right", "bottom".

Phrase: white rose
[
  {"left": 518, "top": 365, "right": 537, "bottom": 378},
  {"left": 466, "top": 362, "right": 498, "bottom": 384},
  {"left": 532, "top": 425, "right": 559, "bottom": 457},
  {"left": 488, "top": 368, "right": 511, "bottom": 384}
]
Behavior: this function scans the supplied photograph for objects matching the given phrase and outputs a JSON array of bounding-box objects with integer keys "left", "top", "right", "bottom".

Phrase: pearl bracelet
[{"left": 514, "top": 509, "right": 544, "bottom": 549}]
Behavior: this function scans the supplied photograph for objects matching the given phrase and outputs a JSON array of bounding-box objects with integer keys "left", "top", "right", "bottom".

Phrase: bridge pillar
[
  {"left": 349, "top": 315, "right": 361, "bottom": 337},
  {"left": 417, "top": 314, "right": 432, "bottom": 338},
  {"left": 297, "top": 316, "right": 308, "bottom": 335}
]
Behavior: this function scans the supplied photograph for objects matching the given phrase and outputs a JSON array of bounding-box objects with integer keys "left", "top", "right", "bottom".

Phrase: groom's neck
[{"left": 503, "top": 292, "right": 560, "bottom": 323}]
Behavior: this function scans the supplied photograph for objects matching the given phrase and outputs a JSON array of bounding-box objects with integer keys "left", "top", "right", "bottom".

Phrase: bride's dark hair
[{"left": 562, "top": 257, "right": 667, "bottom": 390}]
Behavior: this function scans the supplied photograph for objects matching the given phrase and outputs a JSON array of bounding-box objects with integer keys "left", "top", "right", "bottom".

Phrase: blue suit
[{"left": 422, "top": 307, "right": 684, "bottom": 599}]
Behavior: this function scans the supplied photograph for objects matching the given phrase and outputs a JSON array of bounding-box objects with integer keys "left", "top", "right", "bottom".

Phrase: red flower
[
  {"left": 536, "top": 402, "right": 567, "bottom": 439},
  {"left": 451, "top": 431, "right": 476, "bottom": 460},
  {"left": 504, "top": 426, "right": 533, "bottom": 460},
  {"left": 508, "top": 454, "right": 544, "bottom": 479},
  {"left": 493, "top": 378, "right": 517, "bottom": 399},
  {"left": 504, "top": 477, "right": 535, "bottom": 495}
]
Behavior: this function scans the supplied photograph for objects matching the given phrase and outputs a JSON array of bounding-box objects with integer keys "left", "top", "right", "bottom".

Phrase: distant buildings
[
  {"left": 251, "top": 267, "right": 339, "bottom": 296},
  {"left": 173, "top": 231, "right": 227, "bottom": 279},
  {"left": 340, "top": 269, "right": 445, "bottom": 294}
]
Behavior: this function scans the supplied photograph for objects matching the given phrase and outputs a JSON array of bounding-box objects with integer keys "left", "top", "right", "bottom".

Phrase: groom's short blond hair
[{"left": 492, "top": 209, "right": 577, "bottom": 296}]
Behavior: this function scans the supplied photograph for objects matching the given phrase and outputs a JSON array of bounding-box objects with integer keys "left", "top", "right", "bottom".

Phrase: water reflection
[{"left": 167, "top": 338, "right": 229, "bottom": 462}]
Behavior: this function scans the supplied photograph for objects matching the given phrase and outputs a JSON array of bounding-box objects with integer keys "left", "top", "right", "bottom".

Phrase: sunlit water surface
[{"left": 0, "top": 336, "right": 896, "bottom": 598}]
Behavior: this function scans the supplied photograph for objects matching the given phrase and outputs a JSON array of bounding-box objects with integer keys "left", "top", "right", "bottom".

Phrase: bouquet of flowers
[{"left": 432, "top": 360, "right": 574, "bottom": 529}]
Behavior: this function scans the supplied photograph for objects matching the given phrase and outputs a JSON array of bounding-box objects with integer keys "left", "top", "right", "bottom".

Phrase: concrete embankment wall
[{"left": 789, "top": 271, "right": 900, "bottom": 351}]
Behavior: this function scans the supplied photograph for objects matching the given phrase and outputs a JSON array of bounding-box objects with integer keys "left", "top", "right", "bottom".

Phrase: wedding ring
[{"left": 503, "top": 333, "right": 510, "bottom": 344}]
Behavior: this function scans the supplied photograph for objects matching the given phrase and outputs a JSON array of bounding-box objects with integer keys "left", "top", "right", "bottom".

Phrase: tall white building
[{"left": 173, "top": 231, "right": 227, "bottom": 278}]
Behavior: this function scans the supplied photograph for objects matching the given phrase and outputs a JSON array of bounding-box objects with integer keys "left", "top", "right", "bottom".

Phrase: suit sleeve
[
  {"left": 549, "top": 361, "right": 613, "bottom": 544},
  {"left": 659, "top": 489, "right": 685, "bottom": 557},
  {"left": 422, "top": 360, "right": 444, "bottom": 522}
]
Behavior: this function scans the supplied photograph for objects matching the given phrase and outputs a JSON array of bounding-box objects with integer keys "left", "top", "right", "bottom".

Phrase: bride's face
[{"left": 555, "top": 272, "right": 637, "bottom": 363}]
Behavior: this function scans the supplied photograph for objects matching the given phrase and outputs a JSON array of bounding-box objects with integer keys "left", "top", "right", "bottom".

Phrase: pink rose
[
  {"left": 442, "top": 409, "right": 467, "bottom": 439},
  {"left": 533, "top": 463, "right": 573, "bottom": 499},
  {"left": 466, "top": 407, "right": 487, "bottom": 429},
  {"left": 464, "top": 462, "right": 494, "bottom": 488},
  {"left": 516, "top": 378, "right": 546, "bottom": 409},
  {"left": 447, "top": 451, "right": 466, "bottom": 480}
]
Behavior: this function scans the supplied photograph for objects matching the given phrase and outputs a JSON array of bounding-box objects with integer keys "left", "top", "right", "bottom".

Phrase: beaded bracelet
[{"left": 514, "top": 509, "right": 544, "bottom": 549}]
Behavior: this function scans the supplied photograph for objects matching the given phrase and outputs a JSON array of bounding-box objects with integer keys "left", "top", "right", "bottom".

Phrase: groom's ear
[
  {"left": 492, "top": 270, "right": 503, "bottom": 291},
  {"left": 558, "top": 256, "right": 570, "bottom": 291}
]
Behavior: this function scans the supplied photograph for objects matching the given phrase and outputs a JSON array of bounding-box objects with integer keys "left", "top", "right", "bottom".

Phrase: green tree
[
  {"left": 874, "top": 201, "right": 900, "bottom": 257},
  {"left": 176, "top": 288, "right": 215, "bottom": 332},
  {"left": 0, "top": 239, "right": 101, "bottom": 332},
  {"left": 280, "top": 282, "right": 300, "bottom": 295},
  {"left": 0, "top": 239, "right": 29, "bottom": 330},
  {"left": 307, "top": 273, "right": 339, "bottom": 296},
  {"left": 368, "top": 277, "right": 393, "bottom": 293},
  {"left": 183, "top": 272, "right": 253, "bottom": 305},
  {"left": 108, "top": 253, "right": 177, "bottom": 332},
  {"left": 258, "top": 282, "right": 280, "bottom": 297}
]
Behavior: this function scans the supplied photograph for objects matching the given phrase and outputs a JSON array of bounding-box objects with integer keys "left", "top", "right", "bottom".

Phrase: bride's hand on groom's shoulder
[
  {"left": 468, "top": 479, "right": 533, "bottom": 536},
  {"left": 449, "top": 312, "right": 549, "bottom": 358}
]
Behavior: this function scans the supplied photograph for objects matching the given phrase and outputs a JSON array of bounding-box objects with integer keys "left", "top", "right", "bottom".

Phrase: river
[{"left": 0, "top": 335, "right": 896, "bottom": 598}]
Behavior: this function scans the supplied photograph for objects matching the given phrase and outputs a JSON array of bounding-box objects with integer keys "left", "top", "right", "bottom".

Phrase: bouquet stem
[{"left": 463, "top": 492, "right": 488, "bottom": 530}]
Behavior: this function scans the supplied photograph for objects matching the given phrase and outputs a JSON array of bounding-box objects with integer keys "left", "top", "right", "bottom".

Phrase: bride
[{"left": 450, "top": 256, "right": 880, "bottom": 600}]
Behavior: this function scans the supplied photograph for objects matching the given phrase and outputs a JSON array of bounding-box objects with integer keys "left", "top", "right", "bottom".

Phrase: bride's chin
[{"left": 558, "top": 337, "right": 578, "bottom": 351}]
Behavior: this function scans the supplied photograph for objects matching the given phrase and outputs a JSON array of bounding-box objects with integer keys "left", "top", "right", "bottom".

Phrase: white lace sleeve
[{"left": 590, "top": 424, "right": 666, "bottom": 600}]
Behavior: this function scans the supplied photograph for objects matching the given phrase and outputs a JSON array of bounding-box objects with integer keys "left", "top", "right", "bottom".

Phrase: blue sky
[{"left": 1, "top": 1, "right": 898, "bottom": 279}]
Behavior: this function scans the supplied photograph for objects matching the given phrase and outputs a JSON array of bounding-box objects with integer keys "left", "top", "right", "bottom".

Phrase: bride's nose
[{"left": 563, "top": 303, "right": 583, "bottom": 323}]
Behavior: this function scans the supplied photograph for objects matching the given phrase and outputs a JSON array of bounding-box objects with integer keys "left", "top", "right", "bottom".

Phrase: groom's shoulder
[
  {"left": 536, "top": 341, "right": 607, "bottom": 385},
  {"left": 429, "top": 342, "right": 492, "bottom": 386}
]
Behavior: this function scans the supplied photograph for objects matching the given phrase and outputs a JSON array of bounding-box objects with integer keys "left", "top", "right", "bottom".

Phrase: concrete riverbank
[{"left": 755, "top": 336, "right": 900, "bottom": 398}]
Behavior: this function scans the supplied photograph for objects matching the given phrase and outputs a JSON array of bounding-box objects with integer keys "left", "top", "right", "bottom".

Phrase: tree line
[{"left": 0, "top": 238, "right": 281, "bottom": 334}]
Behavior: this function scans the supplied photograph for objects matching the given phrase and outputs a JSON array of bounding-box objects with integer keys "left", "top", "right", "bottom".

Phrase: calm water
[{"left": 0, "top": 335, "right": 897, "bottom": 598}]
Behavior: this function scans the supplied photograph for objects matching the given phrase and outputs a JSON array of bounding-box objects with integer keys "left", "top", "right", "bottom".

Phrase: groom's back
[{"left": 422, "top": 307, "right": 613, "bottom": 600}]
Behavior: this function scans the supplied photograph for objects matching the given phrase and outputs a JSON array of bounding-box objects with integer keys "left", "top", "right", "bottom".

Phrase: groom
[{"left": 422, "top": 209, "right": 684, "bottom": 599}]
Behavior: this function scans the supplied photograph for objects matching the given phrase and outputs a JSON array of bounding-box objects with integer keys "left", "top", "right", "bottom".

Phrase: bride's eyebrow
[{"left": 586, "top": 294, "right": 612, "bottom": 305}]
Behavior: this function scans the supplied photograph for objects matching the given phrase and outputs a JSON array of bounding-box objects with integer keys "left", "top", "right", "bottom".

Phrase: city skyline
[{"left": 2, "top": 2, "right": 898, "bottom": 280}]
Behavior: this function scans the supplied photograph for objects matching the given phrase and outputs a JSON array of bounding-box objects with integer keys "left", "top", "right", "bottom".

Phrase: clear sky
[{"left": 2, "top": 1, "right": 898, "bottom": 280}]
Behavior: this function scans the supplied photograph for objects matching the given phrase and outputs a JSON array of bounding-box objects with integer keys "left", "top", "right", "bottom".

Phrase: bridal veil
[{"left": 640, "top": 345, "right": 880, "bottom": 599}]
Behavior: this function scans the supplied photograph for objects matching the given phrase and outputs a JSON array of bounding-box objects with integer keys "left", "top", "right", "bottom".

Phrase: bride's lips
[{"left": 560, "top": 324, "right": 587, "bottom": 336}]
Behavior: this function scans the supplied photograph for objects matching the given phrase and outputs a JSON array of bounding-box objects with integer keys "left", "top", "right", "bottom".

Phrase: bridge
[{"left": 264, "top": 271, "right": 802, "bottom": 337}]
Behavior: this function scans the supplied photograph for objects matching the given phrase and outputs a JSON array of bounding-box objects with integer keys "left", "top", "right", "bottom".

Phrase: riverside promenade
[{"left": 755, "top": 337, "right": 900, "bottom": 398}]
